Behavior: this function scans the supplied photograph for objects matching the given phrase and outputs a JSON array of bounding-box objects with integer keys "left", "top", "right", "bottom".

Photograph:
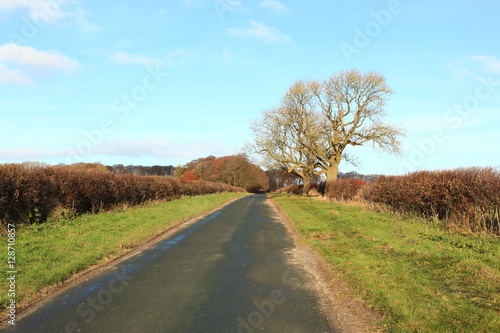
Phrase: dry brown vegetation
[
  {"left": 275, "top": 167, "right": 500, "bottom": 236},
  {"left": 179, "top": 154, "right": 269, "bottom": 192},
  {"left": 366, "top": 167, "right": 500, "bottom": 235},
  {"left": 0, "top": 164, "right": 244, "bottom": 226}
]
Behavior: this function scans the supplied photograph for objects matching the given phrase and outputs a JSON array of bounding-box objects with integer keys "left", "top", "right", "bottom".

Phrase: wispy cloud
[
  {"left": 0, "top": 146, "right": 67, "bottom": 161},
  {"left": 0, "top": 0, "right": 101, "bottom": 32},
  {"left": 260, "top": 0, "right": 291, "bottom": 14},
  {"left": 447, "top": 54, "right": 500, "bottom": 79},
  {"left": 0, "top": 43, "right": 80, "bottom": 71},
  {"left": 0, "top": 63, "right": 32, "bottom": 85},
  {"left": 469, "top": 55, "right": 500, "bottom": 74},
  {"left": 70, "top": 7, "right": 102, "bottom": 33},
  {"left": 110, "top": 49, "right": 192, "bottom": 68},
  {"left": 90, "top": 138, "right": 231, "bottom": 159},
  {"left": 0, "top": 0, "right": 33, "bottom": 10},
  {"left": 0, "top": 138, "right": 231, "bottom": 162},
  {"left": 226, "top": 20, "right": 292, "bottom": 44},
  {"left": 0, "top": 43, "right": 80, "bottom": 84},
  {"left": 110, "top": 51, "right": 164, "bottom": 67},
  {"left": 0, "top": 0, "right": 65, "bottom": 22},
  {"left": 165, "top": 49, "right": 193, "bottom": 67}
]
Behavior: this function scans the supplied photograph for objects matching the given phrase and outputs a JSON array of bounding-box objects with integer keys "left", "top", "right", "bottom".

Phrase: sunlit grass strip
[
  {"left": 272, "top": 194, "right": 500, "bottom": 333},
  {"left": 0, "top": 193, "right": 249, "bottom": 310}
]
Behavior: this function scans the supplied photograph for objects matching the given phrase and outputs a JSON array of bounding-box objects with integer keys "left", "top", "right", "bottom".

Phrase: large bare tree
[
  {"left": 248, "top": 81, "right": 322, "bottom": 187},
  {"left": 248, "top": 70, "right": 405, "bottom": 182}
]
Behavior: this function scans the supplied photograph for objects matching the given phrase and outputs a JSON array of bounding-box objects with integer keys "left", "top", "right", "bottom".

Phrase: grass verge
[
  {"left": 0, "top": 193, "right": 249, "bottom": 311},
  {"left": 271, "top": 194, "right": 500, "bottom": 332}
]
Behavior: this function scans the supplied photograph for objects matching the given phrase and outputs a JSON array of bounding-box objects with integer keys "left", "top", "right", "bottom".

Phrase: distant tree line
[
  {"left": 106, "top": 164, "right": 174, "bottom": 177},
  {"left": 177, "top": 154, "right": 269, "bottom": 193},
  {"left": 46, "top": 162, "right": 175, "bottom": 176}
]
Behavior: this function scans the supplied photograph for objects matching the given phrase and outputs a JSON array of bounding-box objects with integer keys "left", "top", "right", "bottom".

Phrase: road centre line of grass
[
  {"left": 0, "top": 192, "right": 249, "bottom": 316},
  {"left": 271, "top": 194, "right": 500, "bottom": 333}
]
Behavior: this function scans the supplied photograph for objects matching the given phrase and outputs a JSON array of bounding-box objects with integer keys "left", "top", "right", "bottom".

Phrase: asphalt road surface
[{"left": 5, "top": 194, "right": 334, "bottom": 333}]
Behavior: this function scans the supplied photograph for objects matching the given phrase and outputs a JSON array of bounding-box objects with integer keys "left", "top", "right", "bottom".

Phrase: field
[{"left": 272, "top": 194, "right": 500, "bottom": 332}]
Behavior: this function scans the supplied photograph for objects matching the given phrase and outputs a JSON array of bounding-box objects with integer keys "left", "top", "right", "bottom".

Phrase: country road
[{"left": 4, "top": 194, "right": 335, "bottom": 333}]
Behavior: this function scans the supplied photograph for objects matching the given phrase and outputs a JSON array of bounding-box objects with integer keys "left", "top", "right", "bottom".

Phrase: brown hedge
[
  {"left": 274, "top": 184, "right": 305, "bottom": 195},
  {"left": 324, "top": 179, "right": 367, "bottom": 201},
  {"left": 273, "top": 167, "right": 499, "bottom": 235},
  {"left": 0, "top": 164, "right": 244, "bottom": 225},
  {"left": 366, "top": 167, "right": 500, "bottom": 235}
]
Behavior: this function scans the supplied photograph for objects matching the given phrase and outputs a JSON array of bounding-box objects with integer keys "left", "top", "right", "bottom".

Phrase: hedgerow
[
  {"left": 366, "top": 167, "right": 500, "bottom": 235},
  {"left": 273, "top": 167, "right": 499, "bottom": 235},
  {"left": 274, "top": 184, "right": 304, "bottom": 195},
  {"left": 0, "top": 164, "right": 244, "bottom": 226},
  {"left": 324, "top": 178, "right": 367, "bottom": 201}
]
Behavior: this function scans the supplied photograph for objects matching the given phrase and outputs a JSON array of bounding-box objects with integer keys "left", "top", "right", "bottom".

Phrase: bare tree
[
  {"left": 311, "top": 70, "right": 404, "bottom": 181},
  {"left": 248, "top": 70, "right": 405, "bottom": 183},
  {"left": 247, "top": 81, "right": 323, "bottom": 187}
]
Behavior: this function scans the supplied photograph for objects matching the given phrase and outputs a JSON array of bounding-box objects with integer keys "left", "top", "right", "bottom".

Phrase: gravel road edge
[{"left": 266, "top": 196, "right": 383, "bottom": 333}]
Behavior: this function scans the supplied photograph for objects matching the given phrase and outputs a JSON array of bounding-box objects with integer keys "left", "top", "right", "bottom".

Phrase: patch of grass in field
[
  {"left": 272, "top": 194, "right": 500, "bottom": 333},
  {"left": 0, "top": 193, "right": 248, "bottom": 310}
]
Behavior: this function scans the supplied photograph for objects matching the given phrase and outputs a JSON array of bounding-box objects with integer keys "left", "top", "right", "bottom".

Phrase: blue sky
[{"left": 0, "top": 0, "right": 499, "bottom": 175}]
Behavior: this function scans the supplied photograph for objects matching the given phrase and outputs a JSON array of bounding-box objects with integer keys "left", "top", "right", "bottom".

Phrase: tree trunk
[
  {"left": 302, "top": 177, "right": 311, "bottom": 191},
  {"left": 325, "top": 162, "right": 340, "bottom": 182}
]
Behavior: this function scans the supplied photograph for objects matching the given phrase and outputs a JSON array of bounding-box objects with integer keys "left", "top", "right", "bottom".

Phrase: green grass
[
  {"left": 0, "top": 193, "right": 249, "bottom": 310},
  {"left": 271, "top": 194, "right": 500, "bottom": 333}
]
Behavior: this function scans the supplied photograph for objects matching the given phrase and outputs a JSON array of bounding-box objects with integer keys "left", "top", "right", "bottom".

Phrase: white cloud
[
  {"left": 165, "top": 49, "right": 192, "bottom": 67},
  {"left": 260, "top": 0, "right": 291, "bottom": 14},
  {"left": 469, "top": 55, "right": 500, "bottom": 74},
  {"left": 448, "top": 64, "right": 473, "bottom": 80},
  {"left": 0, "top": 43, "right": 80, "bottom": 84},
  {"left": 0, "top": 0, "right": 65, "bottom": 22},
  {"left": 0, "top": 146, "right": 67, "bottom": 161},
  {"left": 0, "top": 0, "right": 35, "bottom": 10},
  {"left": 0, "top": 43, "right": 81, "bottom": 85},
  {"left": 0, "top": 64, "right": 32, "bottom": 85},
  {"left": 0, "top": 43, "right": 80, "bottom": 72},
  {"left": 0, "top": 138, "right": 232, "bottom": 162},
  {"left": 0, "top": 0, "right": 101, "bottom": 32},
  {"left": 91, "top": 138, "right": 230, "bottom": 160},
  {"left": 110, "top": 51, "right": 164, "bottom": 67},
  {"left": 109, "top": 49, "right": 193, "bottom": 68},
  {"left": 447, "top": 55, "right": 500, "bottom": 79},
  {"left": 226, "top": 20, "right": 292, "bottom": 44},
  {"left": 70, "top": 7, "right": 102, "bottom": 33}
]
